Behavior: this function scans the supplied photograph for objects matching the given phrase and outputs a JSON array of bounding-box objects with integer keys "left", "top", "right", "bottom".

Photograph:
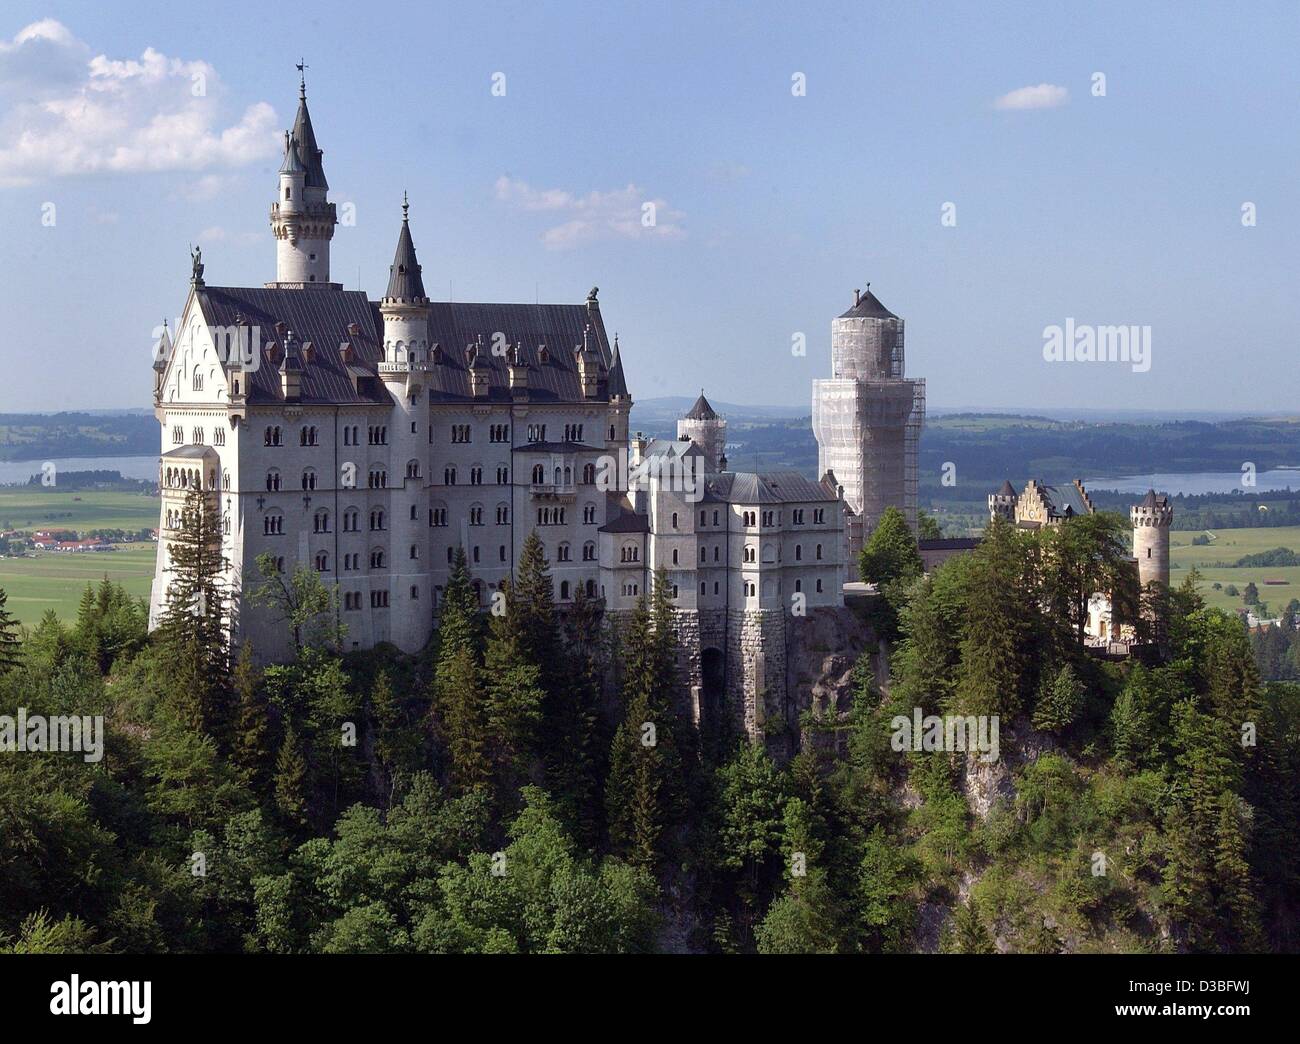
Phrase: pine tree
[
  {"left": 430, "top": 550, "right": 495, "bottom": 794},
  {"left": 956, "top": 516, "right": 1033, "bottom": 716},
  {"left": 0, "top": 586, "right": 21, "bottom": 672},
  {"left": 1032, "top": 663, "right": 1085, "bottom": 733},
  {"left": 230, "top": 643, "right": 271, "bottom": 792},
  {"left": 606, "top": 586, "right": 687, "bottom": 871},
  {"left": 274, "top": 725, "right": 309, "bottom": 831},
  {"left": 441, "top": 645, "right": 493, "bottom": 794},
  {"left": 157, "top": 487, "right": 232, "bottom": 743}
]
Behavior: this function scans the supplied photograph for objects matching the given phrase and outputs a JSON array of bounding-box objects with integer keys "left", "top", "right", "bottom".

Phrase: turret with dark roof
[
  {"left": 685, "top": 390, "right": 718, "bottom": 420},
  {"left": 290, "top": 76, "right": 328, "bottom": 190},
  {"left": 838, "top": 285, "right": 897, "bottom": 320},
  {"left": 384, "top": 195, "right": 427, "bottom": 304}
]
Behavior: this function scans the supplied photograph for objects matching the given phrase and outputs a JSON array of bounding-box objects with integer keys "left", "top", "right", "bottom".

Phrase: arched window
[
  {"left": 301, "top": 468, "right": 317, "bottom": 490},
  {"left": 370, "top": 548, "right": 385, "bottom": 569},
  {"left": 313, "top": 509, "right": 330, "bottom": 533},
  {"left": 532, "top": 463, "right": 545, "bottom": 484},
  {"left": 315, "top": 551, "right": 329, "bottom": 572},
  {"left": 266, "top": 470, "right": 281, "bottom": 492},
  {"left": 582, "top": 462, "right": 596, "bottom": 484}
]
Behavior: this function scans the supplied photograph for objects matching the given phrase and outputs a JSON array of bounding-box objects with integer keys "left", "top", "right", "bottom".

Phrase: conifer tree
[
  {"left": 157, "top": 487, "right": 232, "bottom": 742},
  {"left": 605, "top": 585, "right": 686, "bottom": 871},
  {"left": 1032, "top": 663, "right": 1085, "bottom": 733},
  {"left": 956, "top": 516, "right": 1033, "bottom": 716},
  {"left": 0, "top": 586, "right": 21, "bottom": 672},
  {"left": 274, "top": 725, "right": 309, "bottom": 831},
  {"left": 441, "top": 645, "right": 493, "bottom": 794},
  {"left": 230, "top": 643, "right": 271, "bottom": 792}
]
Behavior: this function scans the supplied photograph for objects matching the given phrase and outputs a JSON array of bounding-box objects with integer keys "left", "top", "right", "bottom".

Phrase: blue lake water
[
  {"left": 0, "top": 455, "right": 159, "bottom": 486},
  {"left": 1084, "top": 470, "right": 1300, "bottom": 496}
]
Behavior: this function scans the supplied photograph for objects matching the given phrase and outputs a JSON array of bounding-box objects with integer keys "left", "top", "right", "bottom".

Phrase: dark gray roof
[
  {"left": 598, "top": 494, "right": 649, "bottom": 533},
  {"left": 1139, "top": 489, "right": 1168, "bottom": 509},
  {"left": 1040, "top": 483, "right": 1091, "bottom": 518},
  {"left": 197, "top": 286, "right": 387, "bottom": 405},
  {"left": 384, "top": 207, "right": 426, "bottom": 302},
  {"left": 919, "top": 537, "right": 980, "bottom": 551},
  {"left": 685, "top": 391, "right": 717, "bottom": 420},
  {"left": 279, "top": 133, "right": 306, "bottom": 175},
  {"left": 512, "top": 441, "right": 602, "bottom": 454},
  {"left": 195, "top": 287, "right": 615, "bottom": 406},
  {"left": 607, "top": 336, "right": 629, "bottom": 398},
  {"left": 423, "top": 301, "right": 614, "bottom": 403},
  {"left": 998, "top": 480, "right": 1017, "bottom": 497},
  {"left": 838, "top": 287, "right": 897, "bottom": 320},
  {"left": 703, "top": 470, "right": 838, "bottom": 505},
  {"left": 291, "top": 93, "right": 328, "bottom": 190}
]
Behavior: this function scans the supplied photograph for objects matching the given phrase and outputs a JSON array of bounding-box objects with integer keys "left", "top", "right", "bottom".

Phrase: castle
[
  {"left": 988, "top": 478, "right": 1172, "bottom": 645},
  {"left": 147, "top": 78, "right": 918, "bottom": 737}
]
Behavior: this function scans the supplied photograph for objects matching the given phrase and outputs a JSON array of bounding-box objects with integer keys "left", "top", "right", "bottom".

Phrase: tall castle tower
[
  {"left": 269, "top": 72, "right": 338, "bottom": 287},
  {"left": 811, "top": 286, "right": 925, "bottom": 553},
  {"left": 378, "top": 196, "right": 431, "bottom": 652},
  {"left": 1131, "top": 489, "right": 1172, "bottom": 591},
  {"left": 677, "top": 391, "right": 726, "bottom": 473},
  {"left": 989, "top": 480, "right": 1017, "bottom": 522}
]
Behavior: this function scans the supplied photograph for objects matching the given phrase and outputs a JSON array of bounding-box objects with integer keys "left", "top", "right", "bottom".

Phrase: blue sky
[{"left": 0, "top": 0, "right": 1297, "bottom": 413}]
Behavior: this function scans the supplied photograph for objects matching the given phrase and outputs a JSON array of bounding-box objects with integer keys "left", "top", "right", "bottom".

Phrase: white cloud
[
  {"left": 494, "top": 175, "right": 685, "bottom": 249},
  {"left": 0, "top": 20, "right": 279, "bottom": 187},
  {"left": 994, "top": 83, "right": 1069, "bottom": 111}
]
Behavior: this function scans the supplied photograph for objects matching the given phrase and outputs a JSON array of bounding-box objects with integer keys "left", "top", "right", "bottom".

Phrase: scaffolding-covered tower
[{"left": 812, "top": 286, "right": 925, "bottom": 557}]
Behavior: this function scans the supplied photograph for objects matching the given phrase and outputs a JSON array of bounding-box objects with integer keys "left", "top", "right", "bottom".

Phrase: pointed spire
[
  {"left": 290, "top": 66, "right": 327, "bottom": 190},
  {"left": 607, "top": 333, "right": 629, "bottom": 399},
  {"left": 384, "top": 197, "right": 427, "bottom": 303},
  {"left": 685, "top": 390, "right": 717, "bottom": 420}
]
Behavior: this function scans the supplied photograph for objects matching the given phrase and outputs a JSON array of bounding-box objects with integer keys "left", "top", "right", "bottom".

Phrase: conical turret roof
[
  {"left": 685, "top": 390, "right": 718, "bottom": 420},
  {"left": 384, "top": 197, "right": 427, "bottom": 303}
]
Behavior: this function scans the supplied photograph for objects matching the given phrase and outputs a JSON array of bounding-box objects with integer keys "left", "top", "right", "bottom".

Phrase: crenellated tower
[{"left": 1131, "top": 489, "right": 1172, "bottom": 592}]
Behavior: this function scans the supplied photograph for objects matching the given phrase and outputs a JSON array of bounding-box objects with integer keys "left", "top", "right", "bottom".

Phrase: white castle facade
[{"left": 148, "top": 81, "right": 919, "bottom": 735}]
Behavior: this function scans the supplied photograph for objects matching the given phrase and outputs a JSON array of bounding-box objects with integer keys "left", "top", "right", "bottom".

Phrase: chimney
[{"left": 854, "top": 288, "right": 861, "bottom": 306}]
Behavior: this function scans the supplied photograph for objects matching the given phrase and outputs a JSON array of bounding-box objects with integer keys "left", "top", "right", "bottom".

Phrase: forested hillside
[{"left": 0, "top": 492, "right": 1295, "bottom": 953}]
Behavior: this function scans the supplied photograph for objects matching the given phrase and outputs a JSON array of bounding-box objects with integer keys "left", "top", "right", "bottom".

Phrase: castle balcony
[{"left": 530, "top": 482, "right": 576, "bottom": 500}]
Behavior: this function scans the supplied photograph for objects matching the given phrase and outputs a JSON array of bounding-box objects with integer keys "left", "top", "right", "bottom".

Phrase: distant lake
[
  {"left": 0, "top": 455, "right": 159, "bottom": 486},
  {"left": 1085, "top": 469, "right": 1300, "bottom": 496}
]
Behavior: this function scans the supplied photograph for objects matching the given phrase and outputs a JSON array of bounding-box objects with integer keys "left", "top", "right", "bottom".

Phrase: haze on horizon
[{"left": 0, "top": 0, "right": 1296, "bottom": 415}]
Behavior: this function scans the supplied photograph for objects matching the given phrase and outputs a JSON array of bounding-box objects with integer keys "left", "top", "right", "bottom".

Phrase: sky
[{"left": 0, "top": 0, "right": 1297, "bottom": 414}]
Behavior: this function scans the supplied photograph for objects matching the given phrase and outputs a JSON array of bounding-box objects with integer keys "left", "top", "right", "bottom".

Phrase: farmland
[
  {"left": 1170, "top": 524, "right": 1300, "bottom": 616},
  {"left": 0, "top": 488, "right": 158, "bottom": 627}
]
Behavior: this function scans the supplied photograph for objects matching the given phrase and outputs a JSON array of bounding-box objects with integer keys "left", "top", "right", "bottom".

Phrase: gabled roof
[
  {"left": 1039, "top": 482, "right": 1091, "bottom": 518},
  {"left": 685, "top": 391, "right": 718, "bottom": 420},
  {"left": 196, "top": 286, "right": 387, "bottom": 405},
  {"left": 838, "top": 287, "right": 897, "bottom": 320}
]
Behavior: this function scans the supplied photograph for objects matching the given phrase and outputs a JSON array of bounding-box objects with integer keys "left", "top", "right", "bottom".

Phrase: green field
[
  {"left": 0, "top": 544, "right": 156, "bottom": 626},
  {"left": 0, "top": 488, "right": 158, "bottom": 533},
  {"left": 0, "top": 488, "right": 159, "bottom": 627},
  {"left": 1170, "top": 524, "right": 1300, "bottom": 616}
]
